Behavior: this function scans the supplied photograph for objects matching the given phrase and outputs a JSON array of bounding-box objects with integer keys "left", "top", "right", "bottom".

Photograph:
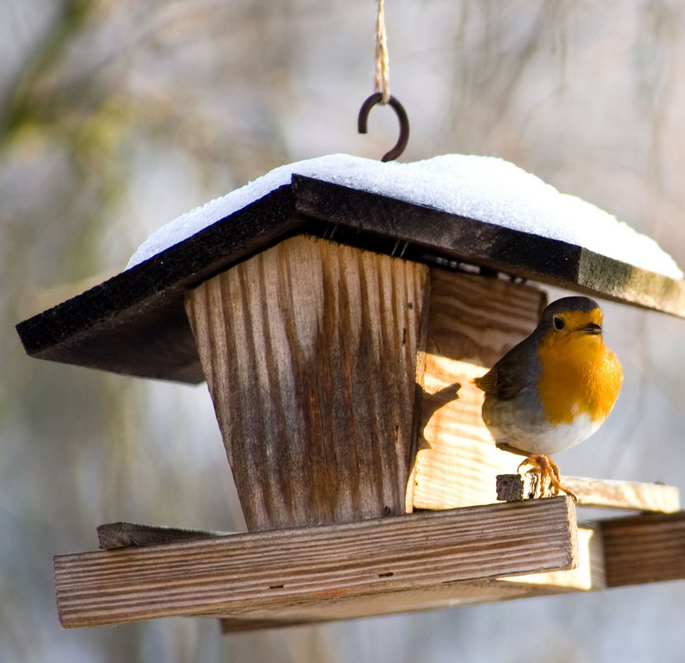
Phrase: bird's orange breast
[{"left": 536, "top": 331, "right": 623, "bottom": 426}]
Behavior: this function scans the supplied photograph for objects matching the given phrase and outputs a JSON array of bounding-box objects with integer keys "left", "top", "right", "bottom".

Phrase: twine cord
[{"left": 374, "top": 0, "right": 390, "bottom": 104}]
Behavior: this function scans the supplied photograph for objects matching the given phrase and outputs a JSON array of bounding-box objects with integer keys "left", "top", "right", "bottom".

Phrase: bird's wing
[
  {"left": 473, "top": 368, "right": 499, "bottom": 395},
  {"left": 474, "top": 337, "right": 535, "bottom": 400}
]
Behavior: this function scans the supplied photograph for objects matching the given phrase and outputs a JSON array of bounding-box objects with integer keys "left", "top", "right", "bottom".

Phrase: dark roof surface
[{"left": 16, "top": 175, "right": 685, "bottom": 383}]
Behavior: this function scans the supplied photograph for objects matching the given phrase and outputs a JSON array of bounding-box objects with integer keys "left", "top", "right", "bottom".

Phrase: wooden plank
[
  {"left": 184, "top": 236, "right": 430, "bottom": 530},
  {"left": 410, "top": 270, "right": 546, "bottom": 510},
  {"left": 424, "top": 267, "right": 546, "bottom": 368},
  {"left": 97, "top": 522, "right": 233, "bottom": 549},
  {"left": 503, "top": 524, "right": 605, "bottom": 591},
  {"left": 577, "top": 250, "right": 685, "bottom": 320},
  {"left": 17, "top": 186, "right": 298, "bottom": 383},
  {"left": 96, "top": 515, "right": 603, "bottom": 632},
  {"left": 293, "top": 177, "right": 685, "bottom": 318},
  {"left": 600, "top": 511, "right": 685, "bottom": 587},
  {"left": 54, "top": 498, "right": 578, "bottom": 628},
  {"left": 95, "top": 514, "right": 601, "bottom": 634},
  {"left": 218, "top": 581, "right": 548, "bottom": 629},
  {"left": 496, "top": 474, "right": 680, "bottom": 513},
  {"left": 219, "top": 518, "right": 605, "bottom": 632},
  {"left": 217, "top": 522, "right": 601, "bottom": 631}
]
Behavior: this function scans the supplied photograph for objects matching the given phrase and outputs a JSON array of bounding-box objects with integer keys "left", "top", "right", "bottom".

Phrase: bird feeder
[{"left": 17, "top": 156, "right": 685, "bottom": 633}]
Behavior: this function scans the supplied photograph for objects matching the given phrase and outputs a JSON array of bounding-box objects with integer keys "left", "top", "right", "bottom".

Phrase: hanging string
[
  {"left": 374, "top": 0, "right": 391, "bottom": 104},
  {"left": 358, "top": 0, "right": 410, "bottom": 161}
]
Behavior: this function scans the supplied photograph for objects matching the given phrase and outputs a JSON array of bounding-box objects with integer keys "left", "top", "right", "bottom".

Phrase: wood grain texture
[
  {"left": 410, "top": 271, "right": 547, "bottom": 510},
  {"left": 97, "top": 522, "right": 232, "bottom": 549},
  {"left": 503, "top": 524, "right": 605, "bottom": 592},
  {"left": 223, "top": 511, "right": 685, "bottom": 632},
  {"left": 600, "top": 511, "right": 685, "bottom": 587},
  {"left": 54, "top": 498, "right": 578, "bottom": 628},
  {"left": 95, "top": 512, "right": 602, "bottom": 633},
  {"left": 219, "top": 521, "right": 602, "bottom": 632},
  {"left": 185, "top": 236, "right": 429, "bottom": 530},
  {"left": 496, "top": 474, "right": 680, "bottom": 513},
  {"left": 219, "top": 581, "right": 561, "bottom": 630},
  {"left": 17, "top": 186, "right": 298, "bottom": 383},
  {"left": 293, "top": 177, "right": 685, "bottom": 318}
]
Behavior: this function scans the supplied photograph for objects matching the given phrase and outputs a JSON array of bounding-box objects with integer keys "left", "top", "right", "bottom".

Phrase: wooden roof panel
[{"left": 16, "top": 176, "right": 685, "bottom": 383}]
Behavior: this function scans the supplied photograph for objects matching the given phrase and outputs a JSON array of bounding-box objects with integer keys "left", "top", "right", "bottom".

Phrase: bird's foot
[{"left": 517, "top": 454, "right": 577, "bottom": 502}]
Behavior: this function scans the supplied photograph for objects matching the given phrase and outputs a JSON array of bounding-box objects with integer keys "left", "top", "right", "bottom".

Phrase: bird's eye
[{"left": 553, "top": 316, "right": 565, "bottom": 331}]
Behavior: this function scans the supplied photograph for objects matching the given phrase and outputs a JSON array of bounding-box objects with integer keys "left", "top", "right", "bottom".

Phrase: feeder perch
[{"left": 16, "top": 165, "right": 685, "bottom": 632}]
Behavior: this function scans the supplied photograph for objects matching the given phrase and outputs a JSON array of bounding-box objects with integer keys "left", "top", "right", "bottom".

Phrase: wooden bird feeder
[{"left": 17, "top": 172, "right": 685, "bottom": 633}]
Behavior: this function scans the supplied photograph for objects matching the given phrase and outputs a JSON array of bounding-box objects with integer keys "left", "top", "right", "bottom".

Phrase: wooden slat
[
  {"left": 410, "top": 270, "right": 546, "bottom": 510},
  {"left": 293, "top": 177, "right": 685, "bottom": 318},
  {"left": 217, "top": 522, "right": 601, "bottom": 631},
  {"left": 97, "top": 522, "right": 233, "bottom": 549},
  {"left": 424, "top": 268, "right": 546, "bottom": 367},
  {"left": 54, "top": 498, "right": 577, "bottom": 628},
  {"left": 601, "top": 511, "right": 685, "bottom": 587},
  {"left": 96, "top": 512, "right": 603, "bottom": 633},
  {"left": 504, "top": 525, "right": 606, "bottom": 591},
  {"left": 217, "top": 519, "right": 605, "bottom": 632},
  {"left": 219, "top": 582, "right": 547, "bottom": 629},
  {"left": 496, "top": 474, "right": 680, "bottom": 513},
  {"left": 184, "top": 236, "right": 430, "bottom": 531},
  {"left": 16, "top": 186, "right": 298, "bottom": 383}
]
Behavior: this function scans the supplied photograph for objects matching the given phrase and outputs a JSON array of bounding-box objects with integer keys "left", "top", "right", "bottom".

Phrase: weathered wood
[
  {"left": 504, "top": 524, "right": 606, "bottom": 591},
  {"left": 218, "top": 521, "right": 603, "bottom": 632},
  {"left": 184, "top": 235, "right": 430, "bottom": 530},
  {"left": 293, "top": 177, "right": 685, "bottom": 318},
  {"left": 213, "top": 519, "right": 603, "bottom": 632},
  {"left": 600, "top": 511, "right": 685, "bottom": 587},
  {"left": 16, "top": 186, "right": 298, "bottom": 383},
  {"left": 97, "top": 522, "right": 232, "bottom": 549},
  {"left": 54, "top": 498, "right": 578, "bottom": 629},
  {"left": 410, "top": 270, "right": 546, "bottom": 510},
  {"left": 219, "top": 581, "right": 563, "bottom": 629},
  {"left": 17, "top": 176, "right": 685, "bottom": 385},
  {"left": 96, "top": 511, "right": 602, "bottom": 633},
  {"left": 216, "top": 581, "right": 548, "bottom": 630},
  {"left": 216, "top": 510, "right": 685, "bottom": 633},
  {"left": 496, "top": 474, "right": 680, "bottom": 513}
]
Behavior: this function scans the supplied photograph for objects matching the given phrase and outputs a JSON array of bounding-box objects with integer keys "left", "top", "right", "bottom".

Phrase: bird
[{"left": 474, "top": 296, "right": 623, "bottom": 498}]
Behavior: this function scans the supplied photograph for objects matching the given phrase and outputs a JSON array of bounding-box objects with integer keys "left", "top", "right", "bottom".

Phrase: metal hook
[{"left": 357, "top": 93, "right": 410, "bottom": 162}]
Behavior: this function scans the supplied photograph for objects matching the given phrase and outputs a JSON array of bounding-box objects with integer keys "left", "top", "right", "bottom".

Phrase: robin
[{"left": 474, "top": 296, "right": 623, "bottom": 498}]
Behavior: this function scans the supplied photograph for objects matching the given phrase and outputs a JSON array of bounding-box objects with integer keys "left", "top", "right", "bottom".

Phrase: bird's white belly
[{"left": 488, "top": 412, "right": 602, "bottom": 456}]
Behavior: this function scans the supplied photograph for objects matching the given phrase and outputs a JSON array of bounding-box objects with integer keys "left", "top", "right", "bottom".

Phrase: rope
[{"left": 374, "top": 0, "right": 390, "bottom": 104}]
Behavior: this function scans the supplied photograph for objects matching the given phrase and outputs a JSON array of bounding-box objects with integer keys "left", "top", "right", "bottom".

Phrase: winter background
[{"left": 2, "top": 1, "right": 685, "bottom": 661}]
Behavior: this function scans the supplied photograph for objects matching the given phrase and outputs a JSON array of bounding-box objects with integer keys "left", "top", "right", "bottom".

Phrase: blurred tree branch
[{"left": 1, "top": 0, "right": 93, "bottom": 143}]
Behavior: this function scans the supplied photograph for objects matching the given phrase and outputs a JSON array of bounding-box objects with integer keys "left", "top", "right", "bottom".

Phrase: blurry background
[{"left": 2, "top": 0, "right": 685, "bottom": 661}]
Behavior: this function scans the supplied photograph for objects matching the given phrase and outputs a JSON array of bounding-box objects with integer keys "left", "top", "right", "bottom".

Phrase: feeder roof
[
  {"left": 129, "top": 154, "right": 683, "bottom": 279},
  {"left": 16, "top": 157, "right": 685, "bottom": 384}
]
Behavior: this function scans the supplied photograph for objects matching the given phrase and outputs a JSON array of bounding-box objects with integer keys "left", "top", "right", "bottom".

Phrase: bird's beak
[{"left": 580, "top": 322, "right": 602, "bottom": 335}]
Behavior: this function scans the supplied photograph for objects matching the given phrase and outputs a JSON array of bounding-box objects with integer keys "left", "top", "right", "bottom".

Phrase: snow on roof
[{"left": 126, "top": 153, "right": 683, "bottom": 279}]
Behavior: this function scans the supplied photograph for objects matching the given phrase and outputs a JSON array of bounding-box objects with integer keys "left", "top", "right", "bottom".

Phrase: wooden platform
[{"left": 54, "top": 490, "right": 685, "bottom": 632}]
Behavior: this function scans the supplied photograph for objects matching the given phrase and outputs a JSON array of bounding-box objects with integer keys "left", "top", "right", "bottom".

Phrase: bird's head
[{"left": 538, "top": 296, "right": 604, "bottom": 338}]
